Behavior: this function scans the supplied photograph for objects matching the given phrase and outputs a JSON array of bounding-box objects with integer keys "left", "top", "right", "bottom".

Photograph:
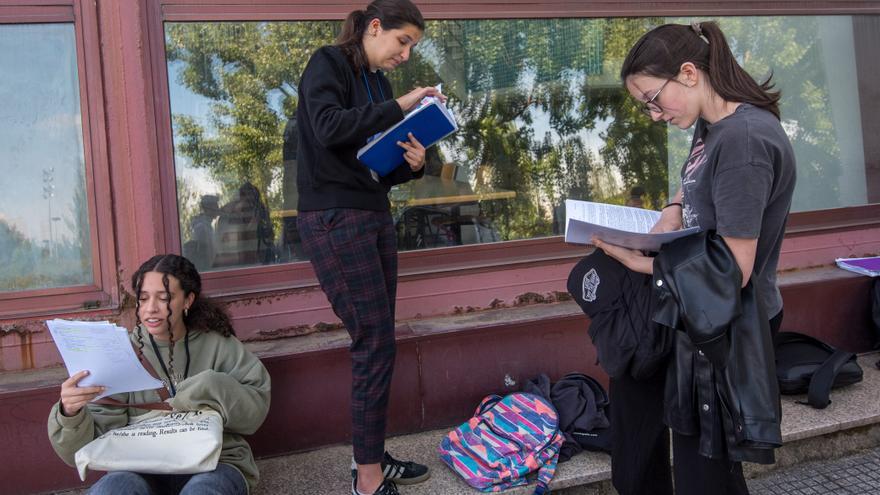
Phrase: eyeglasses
[{"left": 641, "top": 78, "right": 672, "bottom": 116}]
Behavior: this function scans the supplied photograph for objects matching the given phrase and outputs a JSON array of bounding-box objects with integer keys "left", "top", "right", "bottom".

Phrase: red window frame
[
  {"left": 0, "top": 0, "right": 117, "bottom": 319},
  {"left": 148, "top": 0, "right": 880, "bottom": 297}
]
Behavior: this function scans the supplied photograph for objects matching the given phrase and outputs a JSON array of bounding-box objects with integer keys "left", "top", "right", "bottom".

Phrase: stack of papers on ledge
[
  {"left": 564, "top": 199, "right": 699, "bottom": 252},
  {"left": 47, "top": 319, "right": 164, "bottom": 399},
  {"left": 835, "top": 256, "right": 880, "bottom": 277},
  {"left": 357, "top": 93, "right": 458, "bottom": 177}
]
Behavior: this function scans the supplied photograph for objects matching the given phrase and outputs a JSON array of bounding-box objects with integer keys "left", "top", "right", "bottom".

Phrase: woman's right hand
[
  {"left": 395, "top": 86, "right": 446, "bottom": 113},
  {"left": 60, "top": 370, "right": 105, "bottom": 417}
]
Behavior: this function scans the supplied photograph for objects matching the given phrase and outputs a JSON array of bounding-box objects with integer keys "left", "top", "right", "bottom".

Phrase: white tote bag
[{"left": 75, "top": 408, "right": 223, "bottom": 480}]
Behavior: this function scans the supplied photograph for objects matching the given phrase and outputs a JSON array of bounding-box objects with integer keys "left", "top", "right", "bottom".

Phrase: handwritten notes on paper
[{"left": 47, "top": 320, "right": 164, "bottom": 399}]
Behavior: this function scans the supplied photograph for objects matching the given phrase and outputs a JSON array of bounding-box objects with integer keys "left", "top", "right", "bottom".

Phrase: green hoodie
[{"left": 48, "top": 328, "right": 271, "bottom": 493}]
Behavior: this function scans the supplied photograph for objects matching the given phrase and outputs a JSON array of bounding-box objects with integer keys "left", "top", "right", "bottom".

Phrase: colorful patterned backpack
[{"left": 438, "top": 392, "right": 564, "bottom": 494}]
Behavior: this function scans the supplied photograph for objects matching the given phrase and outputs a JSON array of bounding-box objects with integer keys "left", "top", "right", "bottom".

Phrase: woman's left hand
[
  {"left": 592, "top": 237, "right": 654, "bottom": 275},
  {"left": 397, "top": 132, "right": 426, "bottom": 172}
]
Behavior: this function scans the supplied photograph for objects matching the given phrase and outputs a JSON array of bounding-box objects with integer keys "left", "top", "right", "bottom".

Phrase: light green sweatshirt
[{"left": 47, "top": 328, "right": 271, "bottom": 493}]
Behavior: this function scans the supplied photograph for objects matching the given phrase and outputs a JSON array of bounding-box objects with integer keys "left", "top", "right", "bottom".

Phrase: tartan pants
[{"left": 298, "top": 208, "right": 398, "bottom": 464}]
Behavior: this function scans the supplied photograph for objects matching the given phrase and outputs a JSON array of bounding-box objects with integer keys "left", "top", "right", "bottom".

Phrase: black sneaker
[
  {"left": 350, "top": 451, "right": 431, "bottom": 485},
  {"left": 351, "top": 471, "right": 399, "bottom": 495},
  {"left": 380, "top": 451, "right": 430, "bottom": 485}
]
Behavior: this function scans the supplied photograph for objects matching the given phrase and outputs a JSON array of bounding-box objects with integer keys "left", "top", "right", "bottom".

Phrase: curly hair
[
  {"left": 131, "top": 254, "right": 235, "bottom": 341},
  {"left": 131, "top": 254, "right": 235, "bottom": 387}
]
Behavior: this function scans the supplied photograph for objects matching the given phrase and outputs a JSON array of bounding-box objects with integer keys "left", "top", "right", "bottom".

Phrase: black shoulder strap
[{"left": 801, "top": 348, "right": 856, "bottom": 409}]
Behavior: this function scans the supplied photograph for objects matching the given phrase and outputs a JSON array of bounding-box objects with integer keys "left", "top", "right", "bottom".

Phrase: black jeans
[
  {"left": 609, "top": 361, "right": 673, "bottom": 495},
  {"left": 610, "top": 310, "right": 784, "bottom": 495}
]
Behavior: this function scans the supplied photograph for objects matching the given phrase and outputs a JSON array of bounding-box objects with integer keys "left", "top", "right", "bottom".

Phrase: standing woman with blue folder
[{"left": 295, "top": 1, "right": 443, "bottom": 494}]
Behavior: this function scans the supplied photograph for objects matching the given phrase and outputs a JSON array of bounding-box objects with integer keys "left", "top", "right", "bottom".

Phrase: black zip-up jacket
[
  {"left": 296, "top": 45, "right": 423, "bottom": 212},
  {"left": 653, "top": 231, "right": 782, "bottom": 464}
]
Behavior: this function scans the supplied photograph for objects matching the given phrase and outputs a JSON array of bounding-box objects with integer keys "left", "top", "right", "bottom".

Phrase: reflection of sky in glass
[
  {"left": 167, "top": 60, "right": 219, "bottom": 197},
  {"left": 0, "top": 24, "right": 84, "bottom": 243},
  {"left": 167, "top": 55, "right": 290, "bottom": 200}
]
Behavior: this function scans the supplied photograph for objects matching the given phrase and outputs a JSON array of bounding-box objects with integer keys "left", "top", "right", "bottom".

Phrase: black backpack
[
  {"left": 774, "top": 331, "right": 863, "bottom": 409},
  {"left": 523, "top": 373, "right": 612, "bottom": 462},
  {"left": 567, "top": 248, "right": 673, "bottom": 379}
]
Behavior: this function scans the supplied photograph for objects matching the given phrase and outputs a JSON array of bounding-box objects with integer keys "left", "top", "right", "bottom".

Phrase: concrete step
[{"left": 251, "top": 352, "right": 880, "bottom": 495}]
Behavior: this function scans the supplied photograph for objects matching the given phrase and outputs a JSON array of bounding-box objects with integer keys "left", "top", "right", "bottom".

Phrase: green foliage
[
  {"left": 1, "top": 167, "right": 93, "bottom": 292},
  {"left": 165, "top": 22, "right": 338, "bottom": 210},
  {"left": 176, "top": 175, "right": 200, "bottom": 240},
  {"left": 711, "top": 17, "right": 841, "bottom": 211},
  {"left": 0, "top": 219, "right": 91, "bottom": 291},
  {"left": 164, "top": 16, "right": 852, "bottom": 249},
  {"left": 405, "top": 19, "right": 611, "bottom": 240}
]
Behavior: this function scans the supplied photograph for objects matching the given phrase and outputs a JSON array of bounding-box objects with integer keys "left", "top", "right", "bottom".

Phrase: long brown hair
[
  {"left": 131, "top": 254, "right": 235, "bottom": 382},
  {"left": 620, "top": 21, "right": 780, "bottom": 120},
  {"left": 335, "top": 0, "right": 425, "bottom": 71}
]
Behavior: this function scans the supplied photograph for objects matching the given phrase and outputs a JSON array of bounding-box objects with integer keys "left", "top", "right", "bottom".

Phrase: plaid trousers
[{"left": 298, "top": 208, "right": 398, "bottom": 464}]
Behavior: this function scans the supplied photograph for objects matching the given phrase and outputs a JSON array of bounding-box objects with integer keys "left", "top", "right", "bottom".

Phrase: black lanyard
[
  {"left": 361, "top": 68, "right": 386, "bottom": 103},
  {"left": 149, "top": 331, "right": 191, "bottom": 397}
]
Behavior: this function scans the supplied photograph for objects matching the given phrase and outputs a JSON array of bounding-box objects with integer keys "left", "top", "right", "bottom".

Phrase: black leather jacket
[{"left": 653, "top": 231, "right": 781, "bottom": 464}]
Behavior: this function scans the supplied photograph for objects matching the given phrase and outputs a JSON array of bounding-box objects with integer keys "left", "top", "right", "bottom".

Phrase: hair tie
[{"left": 690, "top": 21, "right": 710, "bottom": 45}]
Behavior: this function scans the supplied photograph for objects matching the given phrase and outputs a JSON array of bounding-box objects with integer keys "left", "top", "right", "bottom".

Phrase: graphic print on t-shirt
[{"left": 681, "top": 138, "right": 707, "bottom": 229}]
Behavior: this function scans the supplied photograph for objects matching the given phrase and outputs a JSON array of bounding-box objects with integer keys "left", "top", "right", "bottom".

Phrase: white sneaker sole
[{"left": 389, "top": 470, "right": 431, "bottom": 485}]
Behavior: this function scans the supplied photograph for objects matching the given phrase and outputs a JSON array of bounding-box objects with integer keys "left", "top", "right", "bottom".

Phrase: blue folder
[{"left": 357, "top": 98, "right": 458, "bottom": 177}]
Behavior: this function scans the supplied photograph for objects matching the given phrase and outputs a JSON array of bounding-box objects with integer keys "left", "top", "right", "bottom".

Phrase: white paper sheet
[
  {"left": 47, "top": 319, "right": 165, "bottom": 399},
  {"left": 564, "top": 199, "right": 699, "bottom": 252}
]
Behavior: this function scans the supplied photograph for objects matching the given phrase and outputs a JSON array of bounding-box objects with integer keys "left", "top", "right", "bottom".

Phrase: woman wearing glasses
[{"left": 593, "top": 22, "right": 796, "bottom": 495}]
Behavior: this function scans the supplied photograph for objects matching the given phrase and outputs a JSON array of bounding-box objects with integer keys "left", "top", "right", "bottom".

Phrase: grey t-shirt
[{"left": 680, "top": 103, "right": 796, "bottom": 317}]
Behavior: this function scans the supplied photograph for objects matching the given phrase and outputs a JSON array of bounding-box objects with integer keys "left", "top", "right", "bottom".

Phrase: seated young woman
[{"left": 48, "top": 254, "right": 271, "bottom": 495}]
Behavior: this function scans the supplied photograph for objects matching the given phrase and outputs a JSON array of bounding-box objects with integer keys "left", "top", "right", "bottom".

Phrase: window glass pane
[
  {"left": 166, "top": 22, "right": 337, "bottom": 271},
  {"left": 0, "top": 24, "right": 93, "bottom": 292},
  {"left": 666, "top": 16, "right": 876, "bottom": 213},
  {"left": 165, "top": 16, "right": 879, "bottom": 269}
]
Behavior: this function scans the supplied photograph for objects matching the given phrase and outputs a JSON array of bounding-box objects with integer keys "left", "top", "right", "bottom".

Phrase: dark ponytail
[
  {"left": 335, "top": 0, "right": 425, "bottom": 71},
  {"left": 620, "top": 21, "right": 780, "bottom": 120}
]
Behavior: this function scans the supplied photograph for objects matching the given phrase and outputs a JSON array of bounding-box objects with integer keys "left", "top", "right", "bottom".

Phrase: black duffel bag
[{"left": 774, "top": 331, "right": 863, "bottom": 409}]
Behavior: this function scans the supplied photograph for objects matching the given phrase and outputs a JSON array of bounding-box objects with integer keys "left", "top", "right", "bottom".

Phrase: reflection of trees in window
[
  {"left": 581, "top": 19, "right": 671, "bottom": 210},
  {"left": 1, "top": 167, "right": 92, "bottom": 291},
  {"left": 165, "top": 22, "right": 337, "bottom": 221},
  {"left": 714, "top": 17, "right": 841, "bottom": 211},
  {"left": 165, "top": 19, "right": 668, "bottom": 246},
  {"left": 165, "top": 17, "right": 849, "bottom": 252},
  {"left": 68, "top": 166, "right": 92, "bottom": 278},
  {"left": 176, "top": 175, "right": 200, "bottom": 241},
  {"left": 0, "top": 220, "right": 38, "bottom": 290},
  {"left": 393, "top": 18, "right": 669, "bottom": 241}
]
